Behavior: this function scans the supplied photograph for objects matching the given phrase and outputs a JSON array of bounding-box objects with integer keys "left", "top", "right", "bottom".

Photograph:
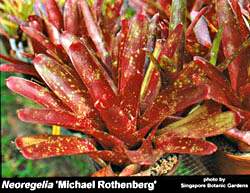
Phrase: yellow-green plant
[
  {"left": 0, "top": 0, "right": 66, "bottom": 38},
  {"left": 0, "top": 0, "right": 35, "bottom": 38}
]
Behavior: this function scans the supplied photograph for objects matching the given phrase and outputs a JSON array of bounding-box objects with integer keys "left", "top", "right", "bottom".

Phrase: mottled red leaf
[
  {"left": 117, "top": 19, "right": 130, "bottom": 88},
  {"left": 125, "top": 139, "right": 163, "bottom": 165},
  {"left": 17, "top": 108, "right": 123, "bottom": 147},
  {"left": 79, "top": 0, "right": 114, "bottom": 77},
  {"left": 119, "top": 13, "right": 148, "bottom": 125},
  {"left": 231, "top": 0, "right": 249, "bottom": 39},
  {"left": 140, "top": 84, "right": 210, "bottom": 129},
  {"left": 15, "top": 134, "right": 114, "bottom": 160},
  {"left": 33, "top": 54, "right": 98, "bottom": 119},
  {"left": 64, "top": 37, "right": 137, "bottom": 144},
  {"left": 20, "top": 25, "right": 60, "bottom": 60},
  {"left": 158, "top": 24, "right": 184, "bottom": 79},
  {"left": 168, "top": 0, "right": 186, "bottom": 70},
  {"left": 6, "top": 77, "right": 67, "bottom": 110},
  {"left": 155, "top": 137, "right": 217, "bottom": 155},
  {"left": 216, "top": 0, "right": 249, "bottom": 91},
  {"left": 193, "top": 56, "right": 241, "bottom": 107},
  {"left": 63, "top": 0, "right": 81, "bottom": 36},
  {"left": 0, "top": 63, "right": 38, "bottom": 77},
  {"left": 44, "top": 0, "right": 63, "bottom": 30}
]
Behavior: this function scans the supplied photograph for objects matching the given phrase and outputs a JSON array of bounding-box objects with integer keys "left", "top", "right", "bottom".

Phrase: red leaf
[
  {"left": 240, "top": 83, "right": 250, "bottom": 109},
  {"left": 116, "top": 19, "right": 130, "bottom": 86},
  {"left": 242, "top": 120, "right": 250, "bottom": 131},
  {"left": 79, "top": 0, "right": 114, "bottom": 77},
  {"left": 63, "top": 0, "right": 81, "bottom": 36},
  {"left": 92, "top": 0, "right": 103, "bottom": 22},
  {"left": 119, "top": 13, "right": 149, "bottom": 125},
  {"left": 140, "top": 40, "right": 162, "bottom": 112},
  {"left": 16, "top": 134, "right": 53, "bottom": 148},
  {"left": 158, "top": 23, "right": 184, "bottom": 79},
  {"left": 141, "top": 24, "right": 183, "bottom": 111},
  {"left": 231, "top": 0, "right": 249, "bottom": 39},
  {"left": 44, "top": 0, "right": 63, "bottom": 30},
  {"left": 159, "top": 24, "right": 184, "bottom": 61},
  {"left": 0, "top": 54, "right": 31, "bottom": 66},
  {"left": 33, "top": 54, "right": 98, "bottom": 119},
  {"left": 17, "top": 108, "right": 123, "bottom": 147},
  {"left": 125, "top": 124, "right": 161, "bottom": 166},
  {"left": 193, "top": 57, "right": 241, "bottom": 107},
  {"left": 17, "top": 108, "right": 99, "bottom": 131},
  {"left": 21, "top": 25, "right": 60, "bottom": 59},
  {"left": 65, "top": 37, "right": 137, "bottom": 144},
  {"left": 60, "top": 32, "right": 117, "bottom": 94},
  {"left": 65, "top": 38, "right": 117, "bottom": 109},
  {"left": 140, "top": 84, "right": 210, "bottom": 129},
  {"left": 101, "top": 0, "right": 123, "bottom": 49},
  {"left": 28, "top": 15, "right": 44, "bottom": 32},
  {"left": 44, "top": 20, "right": 61, "bottom": 46},
  {"left": 140, "top": 67, "right": 161, "bottom": 112},
  {"left": 155, "top": 137, "right": 217, "bottom": 155},
  {"left": 216, "top": 0, "right": 249, "bottom": 91},
  {"left": 0, "top": 63, "right": 38, "bottom": 77},
  {"left": 15, "top": 134, "right": 108, "bottom": 160},
  {"left": 6, "top": 77, "right": 67, "bottom": 110},
  {"left": 125, "top": 139, "right": 163, "bottom": 165}
]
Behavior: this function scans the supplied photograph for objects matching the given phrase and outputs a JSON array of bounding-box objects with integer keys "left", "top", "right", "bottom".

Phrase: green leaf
[{"left": 210, "top": 27, "right": 223, "bottom": 65}]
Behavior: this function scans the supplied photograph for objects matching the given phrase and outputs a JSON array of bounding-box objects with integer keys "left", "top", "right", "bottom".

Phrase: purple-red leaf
[
  {"left": 193, "top": 57, "right": 242, "bottom": 107},
  {"left": 16, "top": 134, "right": 95, "bottom": 159},
  {"left": 189, "top": 5, "right": 212, "bottom": 48},
  {"left": 20, "top": 25, "right": 61, "bottom": 60},
  {"left": 158, "top": 23, "right": 184, "bottom": 79}
]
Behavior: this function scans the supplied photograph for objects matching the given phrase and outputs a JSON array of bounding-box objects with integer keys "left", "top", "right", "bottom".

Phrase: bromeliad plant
[{"left": 0, "top": 0, "right": 249, "bottom": 176}]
